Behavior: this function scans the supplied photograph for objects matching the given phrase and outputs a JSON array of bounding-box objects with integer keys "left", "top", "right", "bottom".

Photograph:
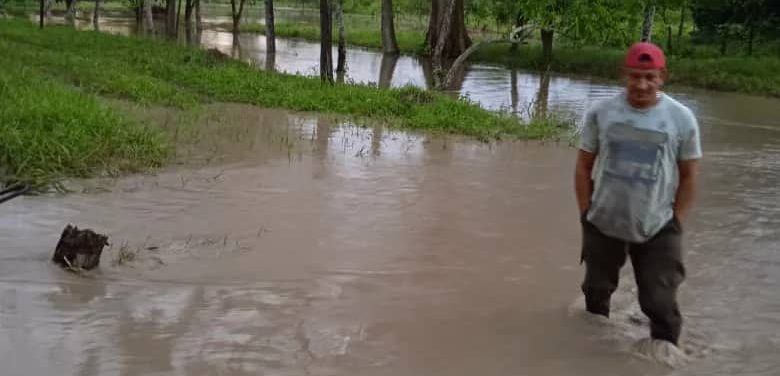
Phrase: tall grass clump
[{"left": 0, "top": 64, "right": 167, "bottom": 187}]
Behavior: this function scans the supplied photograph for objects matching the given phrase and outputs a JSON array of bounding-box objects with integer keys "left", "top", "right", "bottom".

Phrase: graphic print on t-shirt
[{"left": 603, "top": 124, "right": 668, "bottom": 185}]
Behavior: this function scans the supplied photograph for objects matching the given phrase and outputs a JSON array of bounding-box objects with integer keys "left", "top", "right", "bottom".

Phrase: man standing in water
[{"left": 575, "top": 42, "right": 701, "bottom": 346}]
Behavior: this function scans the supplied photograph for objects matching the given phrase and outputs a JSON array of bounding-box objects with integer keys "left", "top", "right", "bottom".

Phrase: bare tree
[
  {"left": 334, "top": 0, "right": 346, "bottom": 74},
  {"left": 426, "top": 0, "right": 471, "bottom": 59},
  {"left": 265, "top": 0, "right": 276, "bottom": 53},
  {"left": 320, "top": 0, "right": 333, "bottom": 82},
  {"left": 381, "top": 0, "right": 399, "bottom": 54},
  {"left": 93, "top": 0, "right": 100, "bottom": 30},
  {"left": 230, "top": 0, "right": 247, "bottom": 33},
  {"left": 641, "top": 2, "right": 656, "bottom": 42}
]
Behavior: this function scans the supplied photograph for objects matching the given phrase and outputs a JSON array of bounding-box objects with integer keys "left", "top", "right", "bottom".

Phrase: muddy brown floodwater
[{"left": 5, "top": 12, "right": 780, "bottom": 376}]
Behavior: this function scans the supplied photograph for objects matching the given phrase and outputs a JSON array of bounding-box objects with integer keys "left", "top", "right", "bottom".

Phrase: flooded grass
[
  {"left": 0, "top": 20, "right": 564, "bottom": 140},
  {"left": 0, "top": 62, "right": 168, "bottom": 187},
  {"left": 230, "top": 22, "right": 426, "bottom": 54}
]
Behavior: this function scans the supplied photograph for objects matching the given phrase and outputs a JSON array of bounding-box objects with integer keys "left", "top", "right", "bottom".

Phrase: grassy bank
[
  {"left": 0, "top": 61, "right": 167, "bottom": 187},
  {"left": 229, "top": 21, "right": 780, "bottom": 97},
  {"left": 0, "top": 20, "right": 566, "bottom": 185}
]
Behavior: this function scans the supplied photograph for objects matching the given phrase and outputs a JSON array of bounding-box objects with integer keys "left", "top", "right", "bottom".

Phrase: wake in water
[{"left": 568, "top": 267, "right": 727, "bottom": 370}]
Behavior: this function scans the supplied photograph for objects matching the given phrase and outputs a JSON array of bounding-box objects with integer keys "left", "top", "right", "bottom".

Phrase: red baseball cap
[{"left": 624, "top": 42, "right": 666, "bottom": 70}]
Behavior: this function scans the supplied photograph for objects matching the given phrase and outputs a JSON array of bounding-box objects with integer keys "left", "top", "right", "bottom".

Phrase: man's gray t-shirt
[{"left": 579, "top": 92, "right": 702, "bottom": 243}]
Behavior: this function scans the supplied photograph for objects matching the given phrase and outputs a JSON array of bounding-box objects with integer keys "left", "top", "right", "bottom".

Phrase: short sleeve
[
  {"left": 578, "top": 108, "right": 599, "bottom": 153},
  {"left": 678, "top": 109, "right": 702, "bottom": 161}
]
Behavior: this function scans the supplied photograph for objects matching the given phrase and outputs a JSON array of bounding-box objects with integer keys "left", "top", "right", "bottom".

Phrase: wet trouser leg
[
  {"left": 580, "top": 218, "right": 627, "bottom": 317},
  {"left": 629, "top": 218, "right": 686, "bottom": 345}
]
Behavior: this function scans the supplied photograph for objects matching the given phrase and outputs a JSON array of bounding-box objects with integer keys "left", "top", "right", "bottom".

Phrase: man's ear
[{"left": 660, "top": 68, "right": 669, "bottom": 82}]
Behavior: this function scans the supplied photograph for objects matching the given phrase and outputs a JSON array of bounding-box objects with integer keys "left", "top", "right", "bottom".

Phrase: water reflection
[{"left": 379, "top": 53, "right": 399, "bottom": 89}]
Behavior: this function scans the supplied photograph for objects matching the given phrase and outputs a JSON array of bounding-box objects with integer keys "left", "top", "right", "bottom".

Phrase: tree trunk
[
  {"left": 195, "top": 0, "right": 202, "bottom": 29},
  {"left": 320, "top": 0, "right": 333, "bottom": 82},
  {"left": 143, "top": 0, "right": 155, "bottom": 34},
  {"left": 381, "top": 0, "right": 399, "bottom": 54},
  {"left": 641, "top": 3, "right": 655, "bottom": 42},
  {"left": 265, "top": 0, "right": 276, "bottom": 54},
  {"left": 39, "top": 0, "right": 44, "bottom": 28},
  {"left": 541, "top": 28, "right": 554, "bottom": 65},
  {"left": 667, "top": 25, "right": 673, "bottom": 53},
  {"left": 93, "top": 0, "right": 100, "bottom": 30},
  {"left": 425, "top": 0, "right": 471, "bottom": 59},
  {"left": 176, "top": 0, "right": 183, "bottom": 32},
  {"left": 747, "top": 23, "right": 754, "bottom": 56},
  {"left": 52, "top": 225, "right": 109, "bottom": 271},
  {"left": 432, "top": 0, "right": 455, "bottom": 64},
  {"left": 230, "top": 0, "right": 246, "bottom": 33},
  {"left": 378, "top": 53, "right": 399, "bottom": 88},
  {"left": 335, "top": 0, "right": 346, "bottom": 74},
  {"left": 185, "top": 0, "right": 194, "bottom": 25},
  {"left": 166, "top": 0, "right": 176, "bottom": 36},
  {"left": 265, "top": 49, "right": 276, "bottom": 72},
  {"left": 65, "top": 0, "right": 77, "bottom": 24}
]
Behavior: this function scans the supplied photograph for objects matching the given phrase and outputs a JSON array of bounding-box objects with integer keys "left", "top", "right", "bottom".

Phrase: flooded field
[{"left": 3, "top": 11, "right": 780, "bottom": 376}]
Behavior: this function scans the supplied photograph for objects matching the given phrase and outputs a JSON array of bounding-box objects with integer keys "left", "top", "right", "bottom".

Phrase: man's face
[{"left": 623, "top": 68, "right": 666, "bottom": 108}]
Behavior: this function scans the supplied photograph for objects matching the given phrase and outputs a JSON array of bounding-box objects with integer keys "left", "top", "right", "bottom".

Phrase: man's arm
[
  {"left": 674, "top": 160, "right": 699, "bottom": 220},
  {"left": 575, "top": 150, "right": 597, "bottom": 215}
]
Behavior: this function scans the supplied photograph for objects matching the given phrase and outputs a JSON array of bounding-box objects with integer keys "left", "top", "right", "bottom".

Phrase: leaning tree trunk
[
  {"left": 93, "top": 0, "right": 100, "bottom": 30},
  {"left": 381, "top": 0, "right": 399, "bottom": 54},
  {"left": 266, "top": 0, "right": 276, "bottom": 54},
  {"left": 143, "top": 0, "right": 155, "bottom": 33},
  {"left": 335, "top": 0, "right": 346, "bottom": 74},
  {"left": 541, "top": 28, "right": 554, "bottom": 65},
  {"left": 426, "top": 0, "right": 471, "bottom": 59},
  {"left": 641, "top": 3, "right": 655, "bottom": 42},
  {"left": 65, "top": 0, "right": 76, "bottom": 24},
  {"left": 319, "top": 0, "right": 333, "bottom": 82}
]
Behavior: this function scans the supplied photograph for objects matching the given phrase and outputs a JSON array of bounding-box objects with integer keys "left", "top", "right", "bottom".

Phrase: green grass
[
  {"left": 0, "top": 19, "right": 566, "bottom": 184},
  {"left": 0, "top": 61, "right": 167, "bottom": 187},
  {"left": 227, "top": 21, "right": 780, "bottom": 97}
]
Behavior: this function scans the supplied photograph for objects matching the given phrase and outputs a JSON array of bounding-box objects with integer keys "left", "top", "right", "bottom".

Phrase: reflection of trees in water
[
  {"left": 510, "top": 70, "right": 519, "bottom": 114},
  {"left": 379, "top": 53, "right": 399, "bottom": 89},
  {"left": 535, "top": 72, "right": 551, "bottom": 117}
]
